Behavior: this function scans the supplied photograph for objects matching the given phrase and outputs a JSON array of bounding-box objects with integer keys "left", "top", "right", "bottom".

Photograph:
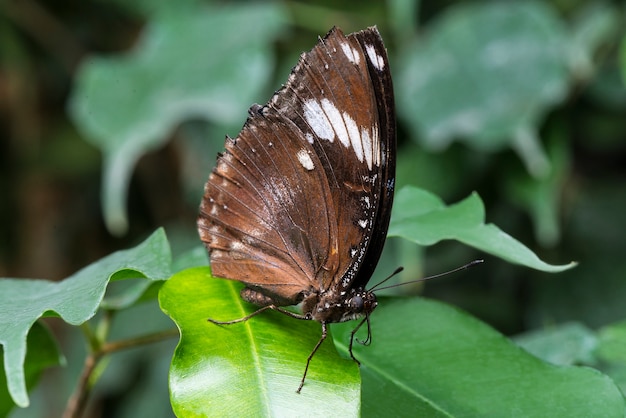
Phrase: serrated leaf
[
  {"left": 332, "top": 298, "right": 625, "bottom": 417},
  {"left": 397, "top": 1, "right": 568, "bottom": 177},
  {"left": 159, "top": 267, "right": 360, "bottom": 417},
  {"left": 68, "top": 4, "right": 288, "bottom": 235},
  {"left": 389, "top": 186, "right": 576, "bottom": 272},
  {"left": 0, "top": 228, "right": 171, "bottom": 407}
]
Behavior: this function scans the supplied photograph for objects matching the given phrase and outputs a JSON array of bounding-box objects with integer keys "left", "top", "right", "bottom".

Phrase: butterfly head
[
  {"left": 306, "top": 287, "right": 377, "bottom": 324},
  {"left": 344, "top": 289, "right": 377, "bottom": 321}
]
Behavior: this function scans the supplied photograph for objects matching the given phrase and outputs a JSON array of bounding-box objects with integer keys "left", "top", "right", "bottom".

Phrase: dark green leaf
[{"left": 333, "top": 298, "right": 625, "bottom": 417}]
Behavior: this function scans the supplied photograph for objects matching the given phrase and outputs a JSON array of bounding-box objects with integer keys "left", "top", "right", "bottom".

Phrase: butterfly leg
[
  {"left": 348, "top": 316, "right": 371, "bottom": 365},
  {"left": 207, "top": 305, "right": 275, "bottom": 325},
  {"left": 355, "top": 314, "right": 373, "bottom": 346},
  {"left": 297, "top": 321, "right": 328, "bottom": 394},
  {"left": 208, "top": 305, "right": 310, "bottom": 325}
]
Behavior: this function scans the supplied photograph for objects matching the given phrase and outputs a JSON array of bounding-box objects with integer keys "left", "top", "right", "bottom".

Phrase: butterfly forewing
[
  {"left": 349, "top": 29, "right": 396, "bottom": 291},
  {"left": 268, "top": 27, "right": 396, "bottom": 293},
  {"left": 198, "top": 26, "right": 395, "bottom": 306}
]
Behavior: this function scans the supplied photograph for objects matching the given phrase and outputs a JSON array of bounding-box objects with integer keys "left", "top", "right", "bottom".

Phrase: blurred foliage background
[{"left": 2, "top": 0, "right": 626, "bottom": 416}]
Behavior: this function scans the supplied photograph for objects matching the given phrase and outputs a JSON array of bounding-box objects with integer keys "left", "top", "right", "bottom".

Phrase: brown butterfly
[{"left": 198, "top": 26, "right": 395, "bottom": 392}]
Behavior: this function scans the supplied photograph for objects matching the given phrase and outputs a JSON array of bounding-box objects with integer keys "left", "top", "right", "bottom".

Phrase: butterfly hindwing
[{"left": 199, "top": 111, "right": 336, "bottom": 305}]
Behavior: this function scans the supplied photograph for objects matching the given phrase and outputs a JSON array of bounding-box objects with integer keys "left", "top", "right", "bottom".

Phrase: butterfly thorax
[{"left": 302, "top": 288, "right": 377, "bottom": 324}]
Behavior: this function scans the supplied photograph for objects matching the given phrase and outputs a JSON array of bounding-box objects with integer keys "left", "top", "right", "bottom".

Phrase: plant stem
[
  {"left": 62, "top": 347, "right": 99, "bottom": 418},
  {"left": 62, "top": 328, "right": 179, "bottom": 418}
]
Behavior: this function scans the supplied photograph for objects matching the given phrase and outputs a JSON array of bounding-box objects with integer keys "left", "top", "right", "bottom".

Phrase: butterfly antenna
[
  {"left": 368, "top": 267, "right": 404, "bottom": 291},
  {"left": 371, "top": 259, "right": 484, "bottom": 292}
]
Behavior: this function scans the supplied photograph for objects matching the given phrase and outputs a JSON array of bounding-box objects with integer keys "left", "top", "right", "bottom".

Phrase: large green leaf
[
  {"left": 0, "top": 229, "right": 171, "bottom": 408},
  {"left": 389, "top": 186, "right": 576, "bottom": 272},
  {"left": 333, "top": 298, "right": 625, "bottom": 417},
  {"left": 397, "top": 1, "right": 568, "bottom": 178},
  {"left": 159, "top": 267, "right": 360, "bottom": 417},
  {"left": 68, "top": 4, "right": 288, "bottom": 235},
  {"left": 160, "top": 269, "right": 624, "bottom": 416}
]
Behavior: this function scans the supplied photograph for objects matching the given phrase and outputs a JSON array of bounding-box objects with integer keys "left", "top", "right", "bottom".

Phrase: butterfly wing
[
  {"left": 198, "top": 110, "right": 337, "bottom": 305},
  {"left": 198, "top": 27, "right": 395, "bottom": 305},
  {"left": 267, "top": 27, "right": 396, "bottom": 293}
]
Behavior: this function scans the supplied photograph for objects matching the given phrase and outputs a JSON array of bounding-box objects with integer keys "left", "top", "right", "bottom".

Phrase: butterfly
[{"left": 198, "top": 26, "right": 395, "bottom": 393}]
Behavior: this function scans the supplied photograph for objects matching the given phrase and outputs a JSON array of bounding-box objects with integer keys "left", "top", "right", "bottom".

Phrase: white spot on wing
[
  {"left": 231, "top": 241, "right": 244, "bottom": 252},
  {"left": 304, "top": 99, "right": 334, "bottom": 141},
  {"left": 341, "top": 42, "right": 361, "bottom": 65},
  {"left": 358, "top": 219, "right": 368, "bottom": 229},
  {"left": 371, "top": 124, "right": 381, "bottom": 166},
  {"left": 321, "top": 99, "right": 349, "bottom": 148},
  {"left": 296, "top": 149, "right": 315, "bottom": 171},
  {"left": 303, "top": 98, "right": 376, "bottom": 169},
  {"left": 361, "top": 128, "right": 372, "bottom": 169},
  {"left": 343, "top": 112, "right": 363, "bottom": 163},
  {"left": 366, "top": 44, "right": 385, "bottom": 71}
]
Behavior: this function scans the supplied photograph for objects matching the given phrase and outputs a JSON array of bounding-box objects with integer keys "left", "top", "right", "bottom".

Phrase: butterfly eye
[{"left": 351, "top": 295, "right": 364, "bottom": 312}]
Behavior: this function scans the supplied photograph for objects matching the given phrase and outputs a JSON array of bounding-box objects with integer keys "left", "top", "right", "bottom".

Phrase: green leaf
[
  {"left": 504, "top": 128, "right": 571, "bottom": 247},
  {"left": 159, "top": 267, "right": 360, "bottom": 417},
  {"left": 598, "top": 320, "right": 626, "bottom": 364},
  {"left": 0, "top": 322, "right": 63, "bottom": 416},
  {"left": 620, "top": 34, "right": 626, "bottom": 85},
  {"left": 68, "top": 4, "right": 288, "bottom": 235},
  {"left": 171, "top": 245, "right": 209, "bottom": 273},
  {"left": 333, "top": 298, "right": 625, "bottom": 417},
  {"left": 0, "top": 228, "right": 171, "bottom": 407},
  {"left": 100, "top": 279, "right": 163, "bottom": 310},
  {"left": 513, "top": 322, "right": 598, "bottom": 366},
  {"left": 597, "top": 320, "right": 626, "bottom": 395},
  {"left": 164, "top": 271, "right": 625, "bottom": 416},
  {"left": 567, "top": 2, "right": 621, "bottom": 80},
  {"left": 389, "top": 186, "right": 576, "bottom": 272},
  {"left": 397, "top": 1, "right": 568, "bottom": 177}
]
